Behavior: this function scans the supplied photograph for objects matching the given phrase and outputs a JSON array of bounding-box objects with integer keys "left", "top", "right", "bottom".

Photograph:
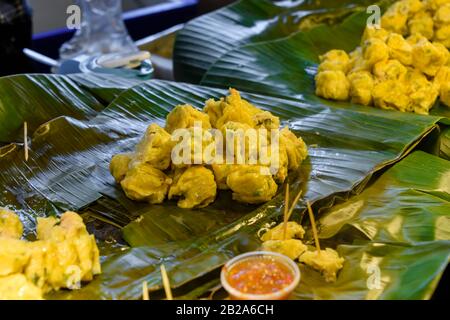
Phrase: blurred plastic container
[{"left": 59, "top": 0, "right": 137, "bottom": 60}]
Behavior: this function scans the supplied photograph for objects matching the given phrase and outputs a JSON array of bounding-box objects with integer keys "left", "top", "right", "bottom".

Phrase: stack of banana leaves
[{"left": 0, "top": 0, "right": 449, "bottom": 300}]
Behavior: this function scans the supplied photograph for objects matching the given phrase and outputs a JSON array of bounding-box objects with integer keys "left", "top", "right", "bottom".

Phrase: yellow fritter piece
[
  {"left": 348, "top": 47, "right": 369, "bottom": 73},
  {"left": 121, "top": 163, "right": 172, "bottom": 204},
  {"left": 204, "top": 88, "right": 276, "bottom": 130},
  {"left": 435, "top": 66, "right": 450, "bottom": 106},
  {"left": 169, "top": 166, "right": 217, "bottom": 209},
  {"left": 372, "top": 80, "right": 411, "bottom": 112},
  {"left": 110, "top": 153, "right": 132, "bottom": 184},
  {"left": 434, "top": 3, "right": 450, "bottom": 26},
  {"left": 404, "top": 0, "right": 425, "bottom": 14},
  {"left": 226, "top": 166, "right": 278, "bottom": 204},
  {"left": 165, "top": 104, "right": 212, "bottom": 133},
  {"left": 131, "top": 124, "right": 174, "bottom": 170},
  {"left": 362, "top": 38, "right": 390, "bottom": 67},
  {"left": 373, "top": 59, "right": 408, "bottom": 81},
  {"left": 412, "top": 38, "right": 449, "bottom": 76},
  {"left": 280, "top": 127, "right": 308, "bottom": 171},
  {"left": 361, "top": 26, "right": 389, "bottom": 44},
  {"left": 381, "top": 0, "right": 410, "bottom": 35},
  {"left": 262, "top": 239, "right": 307, "bottom": 260},
  {"left": 405, "top": 69, "right": 439, "bottom": 114},
  {"left": 318, "top": 49, "right": 351, "bottom": 73},
  {"left": 0, "top": 238, "right": 29, "bottom": 276},
  {"left": 387, "top": 33, "right": 413, "bottom": 65},
  {"left": 171, "top": 126, "right": 216, "bottom": 167},
  {"left": 260, "top": 221, "right": 306, "bottom": 241},
  {"left": 425, "top": 0, "right": 450, "bottom": 11},
  {"left": 435, "top": 25, "right": 450, "bottom": 48},
  {"left": 211, "top": 164, "right": 237, "bottom": 190},
  {"left": 0, "top": 274, "right": 43, "bottom": 300},
  {"left": 0, "top": 207, "right": 23, "bottom": 239},
  {"left": 36, "top": 216, "right": 58, "bottom": 240},
  {"left": 299, "top": 248, "right": 345, "bottom": 283},
  {"left": 348, "top": 71, "right": 374, "bottom": 106},
  {"left": 408, "top": 11, "right": 434, "bottom": 40},
  {"left": 315, "top": 70, "right": 350, "bottom": 101}
]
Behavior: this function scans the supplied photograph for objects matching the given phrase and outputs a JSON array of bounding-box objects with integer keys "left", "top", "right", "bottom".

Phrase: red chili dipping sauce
[{"left": 222, "top": 252, "right": 300, "bottom": 300}]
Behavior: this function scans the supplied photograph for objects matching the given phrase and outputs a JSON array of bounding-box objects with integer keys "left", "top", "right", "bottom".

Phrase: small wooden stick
[
  {"left": 24, "top": 122, "right": 29, "bottom": 161},
  {"left": 286, "top": 189, "right": 303, "bottom": 221},
  {"left": 282, "top": 184, "right": 290, "bottom": 240},
  {"left": 142, "top": 282, "right": 149, "bottom": 301},
  {"left": 160, "top": 264, "right": 173, "bottom": 300},
  {"left": 307, "top": 201, "right": 321, "bottom": 254}
]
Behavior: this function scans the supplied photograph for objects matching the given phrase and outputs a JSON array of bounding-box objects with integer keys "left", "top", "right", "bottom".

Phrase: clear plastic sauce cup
[{"left": 221, "top": 251, "right": 301, "bottom": 300}]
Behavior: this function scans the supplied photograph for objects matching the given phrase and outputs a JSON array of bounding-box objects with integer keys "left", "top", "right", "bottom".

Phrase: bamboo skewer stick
[
  {"left": 307, "top": 201, "right": 321, "bottom": 254},
  {"left": 142, "top": 282, "right": 149, "bottom": 300},
  {"left": 286, "top": 189, "right": 303, "bottom": 221},
  {"left": 282, "top": 184, "right": 290, "bottom": 240},
  {"left": 24, "top": 122, "right": 28, "bottom": 162},
  {"left": 160, "top": 264, "right": 173, "bottom": 300}
]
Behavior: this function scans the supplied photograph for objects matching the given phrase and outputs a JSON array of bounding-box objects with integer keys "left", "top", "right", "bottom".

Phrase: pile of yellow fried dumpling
[{"left": 315, "top": 0, "right": 450, "bottom": 114}]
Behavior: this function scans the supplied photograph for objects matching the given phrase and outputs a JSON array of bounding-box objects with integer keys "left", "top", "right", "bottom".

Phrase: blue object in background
[{"left": 31, "top": 0, "right": 198, "bottom": 72}]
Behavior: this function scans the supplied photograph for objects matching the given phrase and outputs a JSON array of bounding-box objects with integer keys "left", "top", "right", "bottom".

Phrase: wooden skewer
[
  {"left": 142, "top": 282, "right": 149, "bottom": 301},
  {"left": 160, "top": 264, "right": 173, "bottom": 300},
  {"left": 282, "top": 184, "right": 290, "bottom": 240},
  {"left": 307, "top": 201, "right": 321, "bottom": 254},
  {"left": 24, "top": 122, "right": 29, "bottom": 162},
  {"left": 286, "top": 189, "right": 303, "bottom": 221}
]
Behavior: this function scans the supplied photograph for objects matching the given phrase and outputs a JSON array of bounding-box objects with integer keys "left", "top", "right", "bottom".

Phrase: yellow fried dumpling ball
[
  {"left": 381, "top": 0, "right": 410, "bottom": 35},
  {"left": 130, "top": 124, "right": 174, "bottom": 171},
  {"left": 318, "top": 50, "right": 350, "bottom": 73},
  {"left": 405, "top": 69, "right": 440, "bottom": 114},
  {"left": 315, "top": 70, "right": 350, "bottom": 101},
  {"left": 435, "top": 25, "right": 450, "bottom": 48},
  {"left": 373, "top": 59, "right": 408, "bottom": 81},
  {"left": 372, "top": 80, "right": 411, "bottom": 112},
  {"left": 260, "top": 221, "right": 305, "bottom": 241},
  {"left": 387, "top": 33, "right": 413, "bottom": 65},
  {"left": 262, "top": 239, "right": 307, "bottom": 260},
  {"left": 204, "top": 88, "right": 260, "bottom": 129},
  {"left": 434, "top": 3, "right": 450, "bottom": 26},
  {"left": 165, "top": 104, "right": 212, "bottom": 134},
  {"left": 409, "top": 11, "right": 434, "bottom": 40},
  {"left": 412, "top": 38, "right": 449, "bottom": 76},
  {"left": 348, "top": 47, "right": 369, "bottom": 73},
  {"left": 362, "top": 38, "right": 390, "bottom": 66},
  {"left": 226, "top": 166, "right": 278, "bottom": 204},
  {"left": 280, "top": 127, "right": 308, "bottom": 171},
  {"left": 407, "top": 33, "right": 425, "bottom": 46},
  {"left": 361, "top": 26, "right": 389, "bottom": 44},
  {"left": 121, "top": 163, "right": 172, "bottom": 204},
  {"left": 299, "top": 248, "right": 345, "bottom": 283},
  {"left": 425, "top": 0, "right": 450, "bottom": 11},
  {"left": 435, "top": 66, "right": 450, "bottom": 106},
  {"left": 0, "top": 207, "right": 23, "bottom": 239},
  {"left": 0, "top": 274, "right": 43, "bottom": 300},
  {"left": 109, "top": 153, "right": 132, "bottom": 183},
  {"left": 211, "top": 164, "right": 237, "bottom": 190},
  {"left": 168, "top": 166, "right": 217, "bottom": 209},
  {"left": 0, "top": 238, "right": 29, "bottom": 276},
  {"left": 348, "top": 71, "right": 374, "bottom": 106}
]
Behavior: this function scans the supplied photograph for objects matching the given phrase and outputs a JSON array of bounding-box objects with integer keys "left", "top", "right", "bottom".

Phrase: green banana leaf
[
  {"left": 0, "top": 74, "right": 105, "bottom": 144},
  {"left": 69, "top": 73, "right": 143, "bottom": 105},
  {"left": 174, "top": 0, "right": 386, "bottom": 83},
  {"left": 440, "top": 128, "right": 450, "bottom": 160}
]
